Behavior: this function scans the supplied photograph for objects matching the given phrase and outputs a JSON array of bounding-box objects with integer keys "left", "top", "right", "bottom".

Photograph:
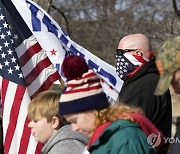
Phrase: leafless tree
[
  {"left": 33, "top": 0, "right": 180, "bottom": 65},
  {"left": 172, "top": 0, "right": 180, "bottom": 18}
]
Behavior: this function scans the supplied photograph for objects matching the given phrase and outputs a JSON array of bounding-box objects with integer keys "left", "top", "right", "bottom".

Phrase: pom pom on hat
[{"left": 62, "top": 55, "right": 89, "bottom": 81}]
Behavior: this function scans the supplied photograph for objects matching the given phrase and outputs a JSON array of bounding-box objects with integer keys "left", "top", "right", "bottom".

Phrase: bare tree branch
[
  {"left": 172, "top": 0, "right": 180, "bottom": 18},
  {"left": 50, "top": 5, "right": 71, "bottom": 36},
  {"left": 33, "top": 0, "right": 52, "bottom": 11}
]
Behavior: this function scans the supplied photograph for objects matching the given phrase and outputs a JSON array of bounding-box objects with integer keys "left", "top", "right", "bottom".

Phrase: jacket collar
[{"left": 88, "top": 119, "right": 140, "bottom": 151}]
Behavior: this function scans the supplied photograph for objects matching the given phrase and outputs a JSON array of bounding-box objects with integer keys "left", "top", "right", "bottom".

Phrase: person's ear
[
  {"left": 51, "top": 117, "right": 60, "bottom": 129},
  {"left": 91, "top": 110, "right": 98, "bottom": 117},
  {"left": 135, "top": 50, "right": 143, "bottom": 56}
]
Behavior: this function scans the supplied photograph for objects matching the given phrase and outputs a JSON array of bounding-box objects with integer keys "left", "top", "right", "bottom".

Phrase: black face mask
[{"left": 116, "top": 54, "right": 137, "bottom": 81}]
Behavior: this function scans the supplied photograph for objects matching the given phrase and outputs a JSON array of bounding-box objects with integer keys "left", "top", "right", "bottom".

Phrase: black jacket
[{"left": 119, "top": 58, "right": 172, "bottom": 140}]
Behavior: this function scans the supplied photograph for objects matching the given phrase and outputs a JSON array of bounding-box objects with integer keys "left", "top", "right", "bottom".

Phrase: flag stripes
[
  {"left": 0, "top": 1, "right": 60, "bottom": 153},
  {"left": 18, "top": 43, "right": 42, "bottom": 67}
]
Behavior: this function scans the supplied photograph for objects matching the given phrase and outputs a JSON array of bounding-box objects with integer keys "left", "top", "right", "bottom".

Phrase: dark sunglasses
[{"left": 116, "top": 49, "right": 137, "bottom": 56}]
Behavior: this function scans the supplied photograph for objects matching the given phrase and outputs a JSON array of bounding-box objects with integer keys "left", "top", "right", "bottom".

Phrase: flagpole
[{"left": 59, "top": 78, "right": 65, "bottom": 88}]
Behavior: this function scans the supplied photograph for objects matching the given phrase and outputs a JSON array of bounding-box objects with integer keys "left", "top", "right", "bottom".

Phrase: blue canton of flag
[{"left": 0, "top": 8, "right": 23, "bottom": 86}]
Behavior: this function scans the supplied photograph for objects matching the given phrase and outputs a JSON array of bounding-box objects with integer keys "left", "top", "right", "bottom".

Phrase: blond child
[{"left": 28, "top": 91, "right": 88, "bottom": 154}]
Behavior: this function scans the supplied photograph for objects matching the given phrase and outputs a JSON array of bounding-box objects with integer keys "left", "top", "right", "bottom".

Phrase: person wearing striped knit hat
[
  {"left": 116, "top": 34, "right": 172, "bottom": 154},
  {"left": 59, "top": 55, "right": 164, "bottom": 154}
]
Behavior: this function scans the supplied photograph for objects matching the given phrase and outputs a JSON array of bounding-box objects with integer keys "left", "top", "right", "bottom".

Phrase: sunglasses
[{"left": 116, "top": 49, "right": 137, "bottom": 56}]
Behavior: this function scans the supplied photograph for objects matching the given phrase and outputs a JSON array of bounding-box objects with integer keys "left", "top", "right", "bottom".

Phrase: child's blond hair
[{"left": 28, "top": 91, "right": 67, "bottom": 125}]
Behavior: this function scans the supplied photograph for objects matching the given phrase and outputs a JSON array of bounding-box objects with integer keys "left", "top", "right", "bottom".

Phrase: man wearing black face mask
[{"left": 116, "top": 33, "right": 172, "bottom": 154}]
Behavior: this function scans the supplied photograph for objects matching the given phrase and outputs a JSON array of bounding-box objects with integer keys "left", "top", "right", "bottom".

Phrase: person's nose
[
  {"left": 71, "top": 124, "right": 80, "bottom": 132},
  {"left": 28, "top": 120, "right": 34, "bottom": 128}
]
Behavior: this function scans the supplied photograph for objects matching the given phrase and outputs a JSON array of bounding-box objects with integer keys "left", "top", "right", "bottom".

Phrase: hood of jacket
[
  {"left": 89, "top": 119, "right": 155, "bottom": 153},
  {"left": 41, "top": 124, "right": 88, "bottom": 154}
]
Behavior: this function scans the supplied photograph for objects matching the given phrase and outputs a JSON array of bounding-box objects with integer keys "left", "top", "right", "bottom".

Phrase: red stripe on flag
[
  {"left": 35, "top": 143, "right": 44, "bottom": 154},
  {"left": 30, "top": 72, "right": 60, "bottom": 99},
  {"left": 18, "top": 42, "right": 42, "bottom": 67},
  {"left": 133, "top": 55, "right": 147, "bottom": 64},
  {"left": 18, "top": 117, "right": 31, "bottom": 154},
  {"left": 24, "top": 57, "right": 52, "bottom": 86},
  {"left": 4, "top": 85, "right": 26, "bottom": 154}
]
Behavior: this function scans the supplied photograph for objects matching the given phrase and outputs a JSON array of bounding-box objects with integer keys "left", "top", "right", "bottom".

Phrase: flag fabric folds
[
  {"left": 11, "top": 0, "right": 124, "bottom": 103},
  {"left": 0, "top": 0, "right": 60, "bottom": 153},
  {"left": 0, "top": 0, "right": 123, "bottom": 153}
]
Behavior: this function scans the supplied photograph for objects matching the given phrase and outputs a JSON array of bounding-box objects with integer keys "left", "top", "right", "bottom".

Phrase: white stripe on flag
[
  {"left": 8, "top": 90, "right": 30, "bottom": 153},
  {"left": 27, "top": 65, "right": 57, "bottom": 96},
  {"left": 26, "top": 134, "right": 37, "bottom": 154},
  {"left": 2, "top": 81, "right": 17, "bottom": 138},
  {"left": 21, "top": 51, "right": 47, "bottom": 77},
  {"left": 8, "top": 90, "right": 35, "bottom": 154},
  {"left": 124, "top": 53, "right": 143, "bottom": 65},
  {"left": 16, "top": 36, "right": 37, "bottom": 58}
]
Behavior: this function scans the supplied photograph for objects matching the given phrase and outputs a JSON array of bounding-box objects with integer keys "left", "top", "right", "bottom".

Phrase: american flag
[
  {"left": 0, "top": 1, "right": 60, "bottom": 154},
  {"left": 116, "top": 53, "right": 149, "bottom": 80},
  {"left": 11, "top": 0, "right": 124, "bottom": 103},
  {"left": 116, "top": 54, "right": 138, "bottom": 80}
]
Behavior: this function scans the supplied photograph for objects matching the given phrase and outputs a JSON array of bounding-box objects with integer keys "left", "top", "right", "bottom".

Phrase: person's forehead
[
  {"left": 31, "top": 112, "right": 43, "bottom": 120},
  {"left": 118, "top": 35, "right": 149, "bottom": 52},
  {"left": 65, "top": 114, "right": 78, "bottom": 120},
  {"left": 118, "top": 41, "right": 138, "bottom": 49}
]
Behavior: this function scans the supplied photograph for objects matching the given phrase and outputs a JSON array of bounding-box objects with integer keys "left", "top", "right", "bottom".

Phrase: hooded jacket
[
  {"left": 41, "top": 124, "right": 88, "bottom": 154},
  {"left": 88, "top": 118, "right": 156, "bottom": 154}
]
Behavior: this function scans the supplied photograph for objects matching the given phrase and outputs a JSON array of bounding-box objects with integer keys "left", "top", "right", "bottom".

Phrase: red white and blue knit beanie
[{"left": 59, "top": 55, "right": 110, "bottom": 116}]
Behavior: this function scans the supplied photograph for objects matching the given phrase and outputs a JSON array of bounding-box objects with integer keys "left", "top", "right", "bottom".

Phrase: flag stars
[
  {"left": 125, "top": 62, "right": 129, "bottom": 66},
  {"left": 4, "top": 41, "right": 9, "bottom": 47},
  {"left": 8, "top": 68, "right": 13, "bottom": 74},
  {"left": 7, "top": 30, "right": 11, "bottom": 36},
  {"left": 11, "top": 57, "right": 16, "bottom": 63},
  {"left": 0, "top": 8, "right": 25, "bottom": 86},
  {"left": 0, "top": 33, "right": 5, "bottom": 39},
  {"left": 3, "top": 22, "right": 8, "bottom": 28},
  {"left": 13, "top": 34, "right": 19, "bottom": 40},
  {"left": 15, "top": 64, "right": 20, "bottom": 71},
  {"left": 50, "top": 49, "right": 57, "bottom": 55},
  {"left": 0, "top": 14, "right": 4, "bottom": 20},
  {"left": 7, "top": 49, "right": 13, "bottom": 55},
  {"left": 4, "top": 60, "right": 10, "bottom": 66},
  {"left": 1, "top": 52, "right": 6, "bottom": 58},
  {"left": 10, "top": 39, "right": 14, "bottom": 44},
  {"left": 121, "top": 58, "right": 125, "bottom": 62},
  {"left": 18, "top": 73, "right": 23, "bottom": 79}
]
